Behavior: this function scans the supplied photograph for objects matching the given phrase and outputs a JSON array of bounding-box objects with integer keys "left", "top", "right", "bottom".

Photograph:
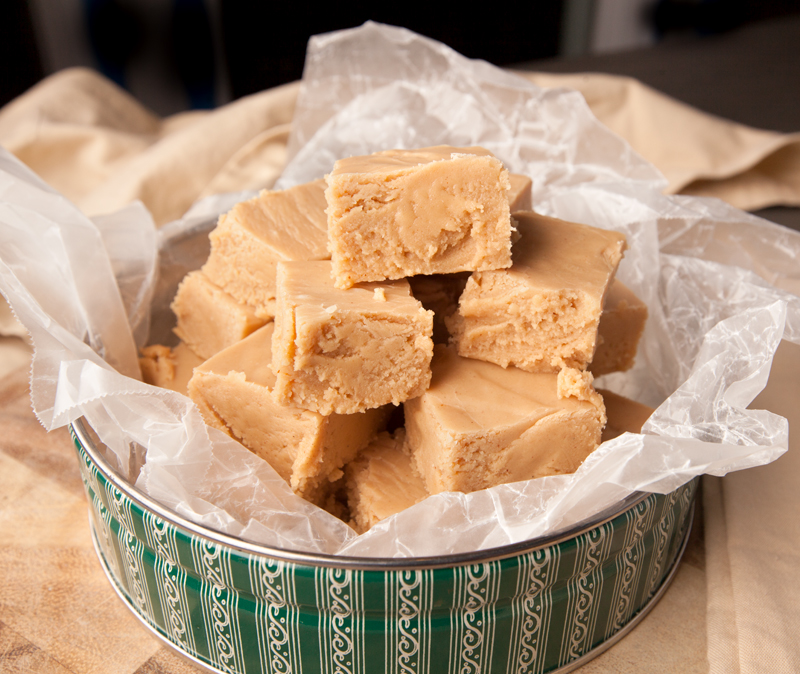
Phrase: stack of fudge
[{"left": 140, "top": 146, "right": 651, "bottom": 532}]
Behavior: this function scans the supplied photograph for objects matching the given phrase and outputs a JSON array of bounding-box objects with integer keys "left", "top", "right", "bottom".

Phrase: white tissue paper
[{"left": 1, "top": 22, "right": 799, "bottom": 557}]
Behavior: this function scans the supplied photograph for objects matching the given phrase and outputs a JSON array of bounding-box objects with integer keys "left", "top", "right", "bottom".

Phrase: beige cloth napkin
[
  {"left": 520, "top": 71, "right": 800, "bottom": 211},
  {"left": 2, "top": 66, "right": 799, "bottom": 674},
  {"left": 703, "top": 340, "right": 800, "bottom": 674},
  {"left": 2, "top": 67, "right": 800, "bottom": 227}
]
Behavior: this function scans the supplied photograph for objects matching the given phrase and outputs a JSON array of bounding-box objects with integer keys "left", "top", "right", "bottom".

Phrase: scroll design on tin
[
  {"left": 145, "top": 512, "right": 193, "bottom": 652},
  {"left": 253, "top": 557, "right": 295, "bottom": 674},
  {"left": 397, "top": 570, "right": 422, "bottom": 674},
  {"left": 195, "top": 540, "right": 242, "bottom": 674},
  {"left": 644, "top": 489, "right": 681, "bottom": 599},
  {"left": 609, "top": 497, "right": 652, "bottom": 635},
  {"left": 328, "top": 568, "right": 355, "bottom": 674},
  {"left": 564, "top": 523, "right": 610, "bottom": 662},
  {"left": 459, "top": 564, "right": 490, "bottom": 674},
  {"left": 513, "top": 547, "right": 556, "bottom": 674}
]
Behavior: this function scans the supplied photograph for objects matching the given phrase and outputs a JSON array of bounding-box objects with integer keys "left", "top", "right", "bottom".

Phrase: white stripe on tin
[
  {"left": 89, "top": 490, "right": 122, "bottom": 583},
  {"left": 560, "top": 522, "right": 615, "bottom": 664},
  {"left": 606, "top": 497, "right": 655, "bottom": 638},
  {"left": 108, "top": 488, "right": 156, "bottom": 627},
  {"left": 507, "top": 546, "right": 561, "bottom": 674},
  {"left": 144, "top": 512, "right": 196, "bottom": 655},
  {"left": 249, "top": 556, "right": 302, "bottom": 674},
  {"left": 643, "top": 489, "right": 680, "bottom": 601},
  {"left": 386, "top": 569, "right": 433, "bottom": 674},
  {"left": 316, "top": 567, "right": 365, "bottom": 674},
  {"left": 449, "top": 562, "right": 501, "bottom": 674},
  {"left": 192, "top": 539, "right": 245, "bottom": 674}
]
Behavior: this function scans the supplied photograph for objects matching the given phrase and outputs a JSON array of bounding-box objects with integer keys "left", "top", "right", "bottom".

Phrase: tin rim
[{"left": 73, "top": 417, "right": 655, "bottom": 570}]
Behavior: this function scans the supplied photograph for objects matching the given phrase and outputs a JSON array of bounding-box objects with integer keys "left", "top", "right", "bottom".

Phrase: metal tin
[{"left": 71, "top": 418, "right": 696, "bottom": 674}]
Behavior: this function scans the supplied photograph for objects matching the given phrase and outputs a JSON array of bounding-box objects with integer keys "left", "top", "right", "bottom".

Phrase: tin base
[{"left": 89, "top": 505, "right": 694, "bottom": 674}]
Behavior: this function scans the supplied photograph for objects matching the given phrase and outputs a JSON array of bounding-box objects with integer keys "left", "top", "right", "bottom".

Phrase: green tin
[{"left": 71, "top": 419, "right": 696, "bottom": 674}]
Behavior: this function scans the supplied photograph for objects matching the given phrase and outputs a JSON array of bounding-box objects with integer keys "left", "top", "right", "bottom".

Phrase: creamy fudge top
[
  {"left": 219, "top": 179, "right": 329, "bottom": 261},
  {"left": 507, "top": 212, "right": 626, "bottom": 294},
  {"left": 422, "top": 345, "right": 601, "bottom": 433},
  {"left": 281, "top": 261, "right": 426, "bottom": 321},
  {"left": 329, "top": 146, "right": 498, "bottom": 175},
  {"left": 196, "top": 322, "right": 277, "bottom": 389}
]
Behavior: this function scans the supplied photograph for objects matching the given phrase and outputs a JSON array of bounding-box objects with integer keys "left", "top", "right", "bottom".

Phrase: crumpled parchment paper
[{"left": 1, "top": 22, "right": 798, "bottom": 557}]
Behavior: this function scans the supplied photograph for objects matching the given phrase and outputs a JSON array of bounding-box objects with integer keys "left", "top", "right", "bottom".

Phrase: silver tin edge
[{"left": 73, "top": 416, "right": 670, "bottom": 570}]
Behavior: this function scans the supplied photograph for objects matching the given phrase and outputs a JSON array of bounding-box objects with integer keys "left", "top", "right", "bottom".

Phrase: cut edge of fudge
[
  {"left": 448, "top": 211, "right": 627, "bottom": 373},
  {"left": 326, "top": 146, "right": 513, "bottom": 288},
  {"left": 272, "top": 261, "right": 434, "bottom": 416},
  {"left": 186, "top": 323, "right": 388, "bottom": 505}
]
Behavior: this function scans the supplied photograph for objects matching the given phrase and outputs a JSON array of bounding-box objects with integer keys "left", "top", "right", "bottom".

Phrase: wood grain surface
[{"left": 0, "top": 362, "right": 709, "bottom": 673}]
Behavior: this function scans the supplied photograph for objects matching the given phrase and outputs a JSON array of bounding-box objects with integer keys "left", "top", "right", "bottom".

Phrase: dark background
[
  {"left": 3, "top": 0, "right": 799, "bottom": 112},
  {"left": 2, "top": 0, "right": 799, "bottom": 231}
]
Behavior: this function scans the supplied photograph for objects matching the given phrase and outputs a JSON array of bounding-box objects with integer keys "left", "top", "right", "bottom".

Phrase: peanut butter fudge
[
  {"left": 325, "top": 146, "right": 513, "bottom": 288},
  {"left": 345, "top": 429, "right": 429, "bottom": 533},
  {"left": 187, "top": 324, "right": 387, "bottom": 504},
  {"left": 599, "top": 389, "right": 654, "bottom": 442},
  {"left": 404, "top": 345, "right": 606, "bottom": 494},
  {"left": 591, "top": 279, "right": 648, "bottom": 376},
  {"left": 407, "top": 272, "right": 470, "bottom": 344},
  {"left": 202, "top": 179, "right": 329, "bottom": 317},
  {"left": 139, "top": 342, "right": 203, "bottom": 395},
  {"left": 449, "top": 211, "right": 626, "bottom": 373},
  {"left": 171, "top": 271, "right": 267, "bottom": 360},
  {"left": 272, "top": 261, "right": 434, "bottom": 416},
  {"left": 508, "top": 173, "right": 533, "bottom": 213}
]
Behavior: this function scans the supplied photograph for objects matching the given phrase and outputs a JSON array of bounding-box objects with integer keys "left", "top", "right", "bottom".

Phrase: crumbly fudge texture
[
  {"left": 591, "top": 279, "right": 648, "bottom": 376},
  {"left": 404, "top": 345, "right": 606, "bottom": 494},
  {"left": 449, "top": 211, "right": 627, "bottom": 373},
  {"left": 202, "top": 179, "right": 329, "bottom": 317},
  {"left": 599, "top": 389, "right": 655, "bottom": 442},
  {"left": 140, "top": 342, "right": 203, "bottom": 395},
  {"left": 272, "top": 261, "right": 434, "bottom": 416},
  {"left": 326, "top": 146, "right": 513, "bottom": 288},
  {"left": 171, "top": 270, "right": 267, "bottom": 360},
  {"left": 508, "top": 173, "right": 533, "bottom": 213},
  {"left": 408, "top": 272, "right": 470, "bottom": 344},
  {"left": 187, "top": 324, "right": 387, "bottom": 504},
  {"left": 345, "top": 429, "right": 429, "bottom": 533}
]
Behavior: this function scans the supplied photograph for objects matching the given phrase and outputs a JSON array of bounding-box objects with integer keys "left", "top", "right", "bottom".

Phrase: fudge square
[
  {"left": 405, "top": 345, "right": 606, "bottom": 494},
  {"left": 449, "top": 211, "right": 627, "bottom": 373},
  {"left": 202, "top": 179, "right": 329, "bottom": 318},
  {"left": 187, "top": 323, "right": 387, "bottom": 505},
  {"left": 590, "top": 279, "right": 648, "bottom": 376},
  {"left": 272, "top": 261, "right": 434, "bottom": 415},
  {"left": 507, "top": 173, "right": 533, "bottom": 213},
  {"left": 171, "top": 270, "right": 267, "bottom": 360},
  {"left": 598, "top": 388, "right": 654, "bottom": 442},
  {"left": 140, "top": 342, "right": 203, "bottom": 396},
  {"left": 345, "top": 429, "right": 429, "bottom": 533},
  {"left": 325, "top": 146, "right": 513, "bottom": 288}
]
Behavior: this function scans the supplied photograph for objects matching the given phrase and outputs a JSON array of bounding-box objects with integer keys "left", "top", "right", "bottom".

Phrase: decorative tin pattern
[
  {"left": 71, "top": 423, "right": 696, "bottom": 674},
  {"left": 249, "top": 557, "right": 302, "bottom": 674}
]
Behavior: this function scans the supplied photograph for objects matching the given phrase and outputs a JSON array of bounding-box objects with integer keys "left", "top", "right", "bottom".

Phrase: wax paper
[{"left": 1, "top": 22, "right": 799, "bottom": 557}]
